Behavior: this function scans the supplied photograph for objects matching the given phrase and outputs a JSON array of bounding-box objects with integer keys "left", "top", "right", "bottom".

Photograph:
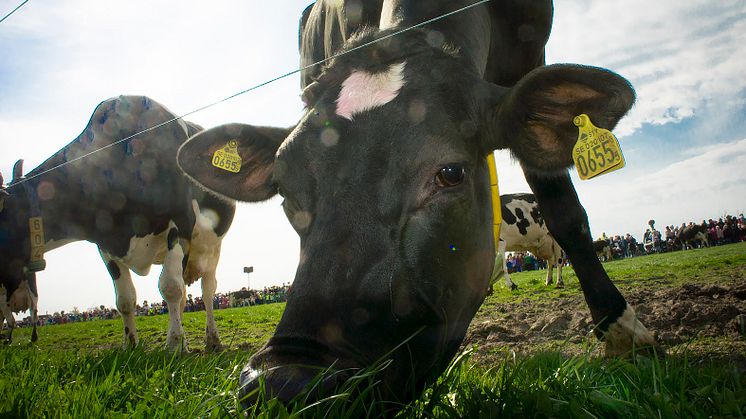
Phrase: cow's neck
[
  {"left": 16, "top": 174, "right": 86, "bottom": 247},
  {"left": 379, "top": 0, "right": 491, "bottom": 76}
]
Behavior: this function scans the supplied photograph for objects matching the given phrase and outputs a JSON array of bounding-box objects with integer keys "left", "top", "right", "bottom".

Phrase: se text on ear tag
[
  {"left": 572, "top": 114, "right": 625, "bottom": 180},
  {"left": 211, "top": 140, "right": 242, "bottom": 173}
]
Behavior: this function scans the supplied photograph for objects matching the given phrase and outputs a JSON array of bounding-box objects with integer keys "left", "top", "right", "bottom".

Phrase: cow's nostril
[{"left": 238, "top": 363, "right": 352, "bottom": 409}]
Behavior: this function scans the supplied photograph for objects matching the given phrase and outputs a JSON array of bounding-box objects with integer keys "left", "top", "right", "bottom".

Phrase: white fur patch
[
  {"left": 605, "top": 304, "right": 658, "bottom": 356},
  {"left": 336, "top": 62, "right": 406, "bottom": 120},
  {"left": 101, "top": 229, "right": 170, "bottom": 276},
  {"left": 185, "top": 200, "right": 223, "bottom": 282}
]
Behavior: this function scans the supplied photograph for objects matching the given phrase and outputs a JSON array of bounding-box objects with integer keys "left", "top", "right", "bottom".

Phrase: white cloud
[
  {"left": 576, "top": 138, "right": 746, "bottom": 237},
  {"left": 547, "top": 0, "right": 746, "bottom": 137}
]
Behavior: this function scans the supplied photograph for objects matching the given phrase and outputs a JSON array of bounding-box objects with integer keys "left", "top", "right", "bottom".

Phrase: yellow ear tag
[
  {"left": 211, "top": 140, "right": 242, "bottom": 173},
  {"left": 28, "top": 216, "right": 47, "bottom": 271},
  {"left": 572, "top": 114, "right": 625, "bottom": 180}
]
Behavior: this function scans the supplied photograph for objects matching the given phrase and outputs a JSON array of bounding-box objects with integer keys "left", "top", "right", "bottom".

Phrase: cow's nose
[{"left": 238, "top": 363, "right": 351, "bottom": 408}]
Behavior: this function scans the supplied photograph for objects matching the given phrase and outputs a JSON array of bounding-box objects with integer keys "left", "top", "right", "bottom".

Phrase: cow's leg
[
  {"left": 545, "top": 260, "right": 554, "bottom": 287},
  {"left": 525, "top": 172, "right": 659, "bottom": 356},
  {"left": 26, "top": 274, "right": 39, "bottom": 343},
  {"left": 202, "top": 267, "right": 222, "bottom": 352},
  {"left": 498, "top": 239, "right": 517, "bottom": 290},
  {"left": 160, "top": 227, "right": 187, "bottom": 352},
  {"left": 556, "top": 255, "right": 564, "bottom": 288},
  {"left": 102, "top": 253, "right": 138, "bottom": 347},
  {"left": 0, "top": 296, "right": 15, "bottom": 343}
]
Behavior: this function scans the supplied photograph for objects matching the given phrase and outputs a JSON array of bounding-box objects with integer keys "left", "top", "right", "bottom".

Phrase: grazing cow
[
  {"left": 675, "top": 223, "right": 709, "bottom": 250},
  {"left": 494, "top": 193, "right": 564, "bottom": 289},
  {"left": 593, "top": 239, "right": 612, "bottom": 262},
  {"left": 177, "top": 0, "right": 658, "bottom": 408},
  {"left": 0, "top": 96, "right": 235, "bottom": 351}
]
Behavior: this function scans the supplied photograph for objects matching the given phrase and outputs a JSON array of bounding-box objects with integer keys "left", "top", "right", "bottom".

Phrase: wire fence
[
  {"left": 3, "top": 0, "right": 493, "bottom": 188},
  {"left": 0, "top": 0, "right": 29, "bottom": 24}
]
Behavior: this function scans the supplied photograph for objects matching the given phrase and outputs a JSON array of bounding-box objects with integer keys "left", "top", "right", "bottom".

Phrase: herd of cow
[{"left": 2, "top": 0, "right": 668, "bottom": 411}]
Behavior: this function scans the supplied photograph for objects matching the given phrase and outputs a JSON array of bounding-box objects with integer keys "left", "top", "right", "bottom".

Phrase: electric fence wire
[
  {"left": 0, "top": 0, "right": 29, "bottom": 24},
  {"left": 4, "top": 0, "right": 492, "bottom": 188}
]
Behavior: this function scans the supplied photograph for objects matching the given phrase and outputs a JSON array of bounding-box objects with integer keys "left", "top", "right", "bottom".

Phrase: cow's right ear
[
  {"left": 177, "top": 123, "right": 292, "bottom": 202},
  {"left": 480, "top": 64, "right": 635, "bottom": 174}
]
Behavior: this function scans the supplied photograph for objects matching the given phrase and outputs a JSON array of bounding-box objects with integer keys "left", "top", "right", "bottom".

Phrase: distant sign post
[{"left": 243, "top": 266, "right": 254, "bottom": 289}]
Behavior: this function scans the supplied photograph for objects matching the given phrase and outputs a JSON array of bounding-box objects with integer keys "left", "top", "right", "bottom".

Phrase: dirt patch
[{"left": 465, "top": 278, "right": 746, "bottom": 363}]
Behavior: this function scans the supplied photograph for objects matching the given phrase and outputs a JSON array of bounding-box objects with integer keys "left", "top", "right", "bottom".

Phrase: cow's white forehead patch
[{"left": 336, "top": 62, "right": 406, "bottom": 120}]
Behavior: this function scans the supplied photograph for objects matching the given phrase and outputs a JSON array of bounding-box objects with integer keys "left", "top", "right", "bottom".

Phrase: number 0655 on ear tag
[
  {"left": 572, "top": 114, "right": 625, "bottom": 180},
  {"left": 212, "top": 140, "right": 242, "bottom": 173}
]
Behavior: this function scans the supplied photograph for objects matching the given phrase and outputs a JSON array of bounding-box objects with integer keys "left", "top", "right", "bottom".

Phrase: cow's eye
[{"left": 435, "top": 165, "right": 465, "bottom": 188}]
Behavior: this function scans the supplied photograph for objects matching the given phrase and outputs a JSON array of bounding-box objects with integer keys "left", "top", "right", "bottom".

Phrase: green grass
[
  {"left": 1, "top": 243, "right": 744, "bottom": 417},
  {"left": 487, "top": 241, "right": 746, "bottom": 303},
  {"left": 9, "top": 303, "right": 285, "bottom": 353}
]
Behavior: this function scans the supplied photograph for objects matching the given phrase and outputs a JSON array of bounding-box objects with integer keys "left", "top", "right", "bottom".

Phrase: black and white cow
[
  {"left": 593, "top": 238, "right": 613, "bottom": 261},
  {"left": 495, "top": 193, "right": 564, "bottom": 289},
  {"left": 0, "top": 96, "right": 235, "bottom": 351},
  {"left": 0, "top": 164, "right": 40, "bottom": 343},
  {"left": 675, "top": 223, "right": 709, "bottom": 250},
  {"left": 176, "top": 0, "right": 658, "bottom": 409}
]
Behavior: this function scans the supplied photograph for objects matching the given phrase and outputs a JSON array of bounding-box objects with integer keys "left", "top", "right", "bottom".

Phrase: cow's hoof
[
  {"left": 166, "top": 334, "right": 188, "bottom": 353},
  {"left": 205, "top": 338, "right": 223, "bottom": 353},
  {"left": 603, "top": 305, "right": 663, "bottom": 358},
  {"left": 555, "top": 283, "right": 564, "bottom": 289},
  {"left": 510, "top": 284, "right": 519, "bottom": 291}
]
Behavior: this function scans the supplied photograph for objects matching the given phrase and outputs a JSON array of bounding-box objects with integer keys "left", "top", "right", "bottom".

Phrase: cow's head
[{"left": 178, "top": 29, "right": 634, "bottom": 407}]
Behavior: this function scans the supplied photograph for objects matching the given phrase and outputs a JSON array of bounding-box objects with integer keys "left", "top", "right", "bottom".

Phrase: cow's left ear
[
  {"left": 481, "top": 64, "right": 635, "bottom": 173},
  {"left": 177, "top": 123, "right": 292, "bottom": 202}
]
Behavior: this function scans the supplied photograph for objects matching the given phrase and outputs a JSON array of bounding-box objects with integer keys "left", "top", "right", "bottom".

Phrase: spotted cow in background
[
  {"left": 494, "top": 193, "right": 564, "bottom": 289},
  {"left": 593, "top": 239, "right": 613, "bottom": 261},
  {"left": 675, "top": 224, "right": 709, "bottom": 250},
  {"left": 0, "top": 96, "right": 235, "bottom": 351}
]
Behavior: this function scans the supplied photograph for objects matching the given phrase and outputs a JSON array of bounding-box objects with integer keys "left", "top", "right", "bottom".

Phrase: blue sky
[{"left": 1, "top": 0, "right": 745, "bottom": 315}]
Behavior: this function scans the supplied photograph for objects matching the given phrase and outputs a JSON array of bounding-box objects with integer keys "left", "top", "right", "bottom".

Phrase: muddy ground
[{"left": 465, "top": 275, "right": 746, "bottom": 366}]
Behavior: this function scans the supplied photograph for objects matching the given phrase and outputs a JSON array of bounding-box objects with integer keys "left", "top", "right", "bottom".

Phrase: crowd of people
[
  {"left": 18, "top": 284, "right": 292, "bottom": 328},
  {"left": 505, "top": 252, "right": 548, "bottom": 274},
  {"left": 17, "top": 305, "right": 118, "bottom": 328},
  {"left": 601, "top": 213, "right": 745, "bottom": 259},
  {"left": 14, "top": 213, "right": 746, "bottom": 327}
]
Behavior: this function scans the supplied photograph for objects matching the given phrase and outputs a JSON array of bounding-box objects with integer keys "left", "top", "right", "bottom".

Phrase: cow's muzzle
[{"left": 238, "top": 337, "right": 360, "bottom": 408}]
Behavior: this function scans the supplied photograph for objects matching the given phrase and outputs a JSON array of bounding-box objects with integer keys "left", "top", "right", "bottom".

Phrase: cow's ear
[
  {"left": 12, "top": 159, "right": 24, "bottom": 183},
  {"left": 177, "top": 123, "right": 292, "bottom": 202},
  {"left": 0, "top": 172, "right": 7, "bottom": 210},
  {"left": 482, "top": 64, "right": 635, "bottom": 173}
]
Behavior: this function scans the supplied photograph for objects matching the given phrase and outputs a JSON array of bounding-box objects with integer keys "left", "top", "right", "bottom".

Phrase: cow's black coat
[{"left": 177, "top": 0, "right": 657, "bottom": 410}]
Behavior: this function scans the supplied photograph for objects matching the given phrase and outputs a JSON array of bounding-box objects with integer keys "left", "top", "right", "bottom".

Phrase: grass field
[{"left": 2, "top": 243, "right": 745, "bottom": 417}]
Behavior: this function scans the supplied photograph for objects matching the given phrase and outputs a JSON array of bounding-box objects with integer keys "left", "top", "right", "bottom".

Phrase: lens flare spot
[
  {"left": 449, "top": 244, "right": 457, "bottom": 253},
  {"left": 408, "top": 99, "right": 427, "bottom": 124},
  {"left": 292, "top": 211, "right": 312, "bottom": 230},
  {"left": 351, "top": 307, "right": 370, "bottom": 326},
  {"left": 321, "top": 321, "right": 344, "bottom": 345},
  {"left": 37, "top": 181, "right": 56, "bottom": 201},
  {"left": 320, "top": 127, "right": 340, "bottom": 147}
]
